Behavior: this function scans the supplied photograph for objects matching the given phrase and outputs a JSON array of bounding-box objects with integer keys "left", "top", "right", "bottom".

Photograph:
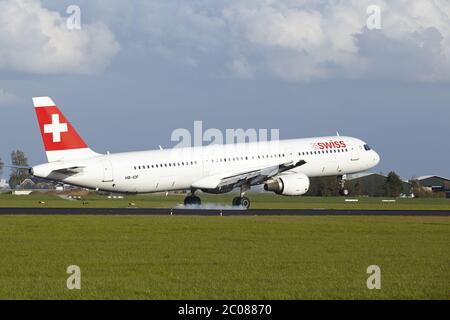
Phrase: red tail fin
[{"left": 33, "top": 97, "right": 99, "bottom": 162}]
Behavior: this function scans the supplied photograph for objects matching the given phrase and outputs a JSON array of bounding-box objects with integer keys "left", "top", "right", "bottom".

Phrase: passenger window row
[
  {"left": 299, "top": 149, "right": 348, "bottom": 156},
  {"left": 211, "top": 153, "right": 287, "bottom": 163},
  {"left": 134, "top": 161, "right": 197, "bottom": 170},
  {"left": 133, "top": 153, "right": 288, "bottom": 170},
  {"left": 133, "top": 148, "right": 348, "bottom": 170}
]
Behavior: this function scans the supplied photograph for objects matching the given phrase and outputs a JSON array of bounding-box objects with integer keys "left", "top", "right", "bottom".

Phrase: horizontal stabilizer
[{"left": 51, "top": 166, "right": 85, "bottom": 175}]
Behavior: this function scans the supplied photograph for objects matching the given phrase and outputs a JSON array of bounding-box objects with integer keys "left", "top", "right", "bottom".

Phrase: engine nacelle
[{"left": 264, "top": 173, "right": 310, "bottom": 196}]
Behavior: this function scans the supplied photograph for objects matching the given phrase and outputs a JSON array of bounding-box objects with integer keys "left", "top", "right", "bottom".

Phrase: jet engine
[{"left": 264, "top": 173, "right": 310, "bottom": 196}]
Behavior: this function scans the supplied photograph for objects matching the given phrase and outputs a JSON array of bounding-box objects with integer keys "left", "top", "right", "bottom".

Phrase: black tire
[
  {"left": 192, "top": 196, "right": 201, "bottom": 205},
  {"left": 232, "top": 197, "right": 240, "bottom": 206},
  {"left": 184, "top": 195, "right": 201, "bottom": 206},
  {"left": 184, "top": 196, "right": 192, "bottom": 206},
  {"left": 240, "top": 197, "right": 250, "bottom": 209}
]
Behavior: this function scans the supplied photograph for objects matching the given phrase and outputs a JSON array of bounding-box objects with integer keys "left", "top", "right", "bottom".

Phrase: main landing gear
[
  {"left": 232, "top": 196, "right": 250, "bottom": 209},
  {"left": 183, "top": 184, "right": 251, "bottom": 209},
  {"left": 184, "top": 194, "right": 201, "bottom": 206},
  {"left": 232, "top": 183, "right": 251, "bottom": 209}
]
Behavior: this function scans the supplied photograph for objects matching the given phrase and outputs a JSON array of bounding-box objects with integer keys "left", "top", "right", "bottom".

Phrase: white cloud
[
  {"left": 228, "top": 54, "right": 254, "bottom": 78},
  {"left": 108, "top": 0, "right": 449, "bottom": 82},
  {"left": 221, "top": 0, "right": 450, "bottom": 81},
  {"left": 0, "top": 0, "right": 120, "bottom": 74},
  {"left": 13, "top": 0, "right": 450, "bottom": 81},
  {"left": 0, "top": 89, "right": 18, "bottom": 106}
]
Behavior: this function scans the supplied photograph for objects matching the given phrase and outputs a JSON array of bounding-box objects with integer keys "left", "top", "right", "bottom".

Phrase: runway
[{"left": 0, "top": 207, "right": 449, "bottom": 216}]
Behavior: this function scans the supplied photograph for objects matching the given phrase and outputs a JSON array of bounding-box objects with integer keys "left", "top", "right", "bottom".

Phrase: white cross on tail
[{"left": 44, "top": 114, "right": 68, "bottom": 143}]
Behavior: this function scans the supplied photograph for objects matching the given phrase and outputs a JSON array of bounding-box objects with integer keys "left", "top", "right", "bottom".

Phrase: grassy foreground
[
  {"left": 0, "top": 193, "right": 449, "bottom": 210},
  {"left": 0, "top": 215, "right": 448, "bottom": 299}
]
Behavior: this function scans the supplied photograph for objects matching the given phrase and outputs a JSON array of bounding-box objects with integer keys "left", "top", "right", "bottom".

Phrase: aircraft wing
[{"left": 191, "top": 159, "right": 306, "bottom": 191}]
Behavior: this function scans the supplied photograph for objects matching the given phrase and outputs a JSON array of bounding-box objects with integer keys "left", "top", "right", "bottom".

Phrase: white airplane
[{"left": 30, "top": 97, "right": 380, "bottom": 208}]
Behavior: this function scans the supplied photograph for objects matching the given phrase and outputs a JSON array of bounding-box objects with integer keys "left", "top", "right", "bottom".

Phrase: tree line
[
  {"left": 0, "top": 150, "right": 30, "bottom": 189},
  {"left": 307, "top": 172, "right": 442, "bottom": 198}
]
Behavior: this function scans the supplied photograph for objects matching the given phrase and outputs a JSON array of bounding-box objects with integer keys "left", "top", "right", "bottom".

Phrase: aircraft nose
[{"left": 373, "top": 151, "right": 380, "bottom": 165}]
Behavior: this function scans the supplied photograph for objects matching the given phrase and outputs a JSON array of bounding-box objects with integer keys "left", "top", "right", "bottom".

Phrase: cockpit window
[{"left": 364, "top": 144, "right": 371, "bottom": 151}]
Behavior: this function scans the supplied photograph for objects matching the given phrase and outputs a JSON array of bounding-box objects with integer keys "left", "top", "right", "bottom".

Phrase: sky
[{"left": 0, "top": 0, "right": 449, "bottom": 180}]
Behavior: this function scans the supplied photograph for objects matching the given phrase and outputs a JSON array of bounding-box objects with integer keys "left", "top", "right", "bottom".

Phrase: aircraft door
[
  {"left": 101, "top": 160, "right": 114, "bottom": 182},
  {"left": 351, "top": 145, "right": 360, "bottom": 161},
  {"left": 203, "top": 158, "right": 213, "bottom": 177}
]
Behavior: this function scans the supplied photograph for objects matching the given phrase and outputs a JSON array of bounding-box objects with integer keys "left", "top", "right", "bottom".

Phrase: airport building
[
  {"left": 16, "top": 177, "right": 56, "bottom": 190},
  {"left": 415, "top": 175, "right": 450, "bottom": 198}
]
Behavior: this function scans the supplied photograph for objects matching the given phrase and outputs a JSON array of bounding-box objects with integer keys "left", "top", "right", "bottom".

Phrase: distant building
[
  {"left": 0, "top": 179, "right": 10, "bottom": 189},
  {"left": 346, "top": 173, "right": 411, "bottom": 196},
  {"left": 415, "top": 175, "right": 450, "bottom": 198},
  {"left": 16, "top": 177, "right": 56, "bottom": 190},
  {"left": 18, "top": 178, "right": 35, "bottom": 190}
]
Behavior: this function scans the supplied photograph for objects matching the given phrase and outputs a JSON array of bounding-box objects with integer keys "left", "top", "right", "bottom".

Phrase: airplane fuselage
[{"left": 32, "top": 136, "right": 380, "bottom": 194}]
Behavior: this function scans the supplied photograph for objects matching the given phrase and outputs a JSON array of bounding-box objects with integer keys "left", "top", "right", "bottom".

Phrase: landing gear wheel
[
  {"left": 232, "top": 196, "right": 250, "bottom": 209},
  {"left": 184, "top": 195, "right": 201, "bottom": 206},
  {"left": 240, "top": 197, "right": 250, "bottom": 209}
]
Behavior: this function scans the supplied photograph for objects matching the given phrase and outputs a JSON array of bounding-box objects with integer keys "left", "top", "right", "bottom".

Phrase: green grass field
[
  {"left": 0, "top": 214, "right": 448, "bottom": 299},
  {"left": 0, "top": 192, "right": 449, "bottom": 210}
]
